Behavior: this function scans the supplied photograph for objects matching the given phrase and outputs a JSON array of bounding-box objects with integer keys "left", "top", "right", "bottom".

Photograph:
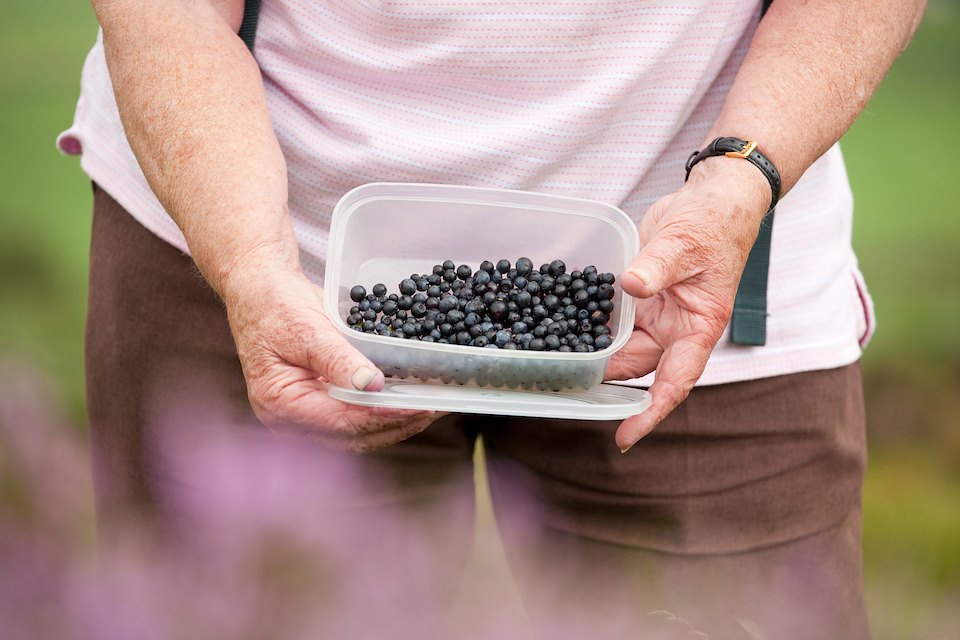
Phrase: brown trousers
[{"left": 86, "top": 184, "right": 870, "bottom": 639}]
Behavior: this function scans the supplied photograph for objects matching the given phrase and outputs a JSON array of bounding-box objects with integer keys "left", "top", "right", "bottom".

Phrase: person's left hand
[{"left": 604, "top": 159, "right": 771, "bottom": 452}]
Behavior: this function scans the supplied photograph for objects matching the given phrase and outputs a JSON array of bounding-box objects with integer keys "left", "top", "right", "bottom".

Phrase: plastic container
[{"left": 323, "top": 183, "right": 639, "bottom": 393}]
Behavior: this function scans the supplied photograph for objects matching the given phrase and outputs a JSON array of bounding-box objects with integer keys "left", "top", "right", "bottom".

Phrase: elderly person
[{"left": 60, "top": 1, "right": 924, "bottom": 637}]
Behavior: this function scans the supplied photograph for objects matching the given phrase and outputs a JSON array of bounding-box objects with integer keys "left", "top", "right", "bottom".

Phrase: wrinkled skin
[
  {"left": 227, "top": 268, "right": 442, "bottom": 453},
  {"left": 607, "top": 159, "right": 770, "bottom": 452}
]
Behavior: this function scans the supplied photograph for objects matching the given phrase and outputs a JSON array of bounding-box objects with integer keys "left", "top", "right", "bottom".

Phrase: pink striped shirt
[{"left": 59, "top": 0, "right": 874, "bottom": 386}]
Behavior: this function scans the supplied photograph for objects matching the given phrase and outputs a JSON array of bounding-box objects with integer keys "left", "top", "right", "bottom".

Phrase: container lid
[{"left": 328, "top": 380, "right": 651, "bottom": 421}]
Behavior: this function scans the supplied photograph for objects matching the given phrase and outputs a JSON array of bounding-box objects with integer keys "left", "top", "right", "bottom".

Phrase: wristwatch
[{"left": 685, "top": 137, "right": 782, "bottom": 212}]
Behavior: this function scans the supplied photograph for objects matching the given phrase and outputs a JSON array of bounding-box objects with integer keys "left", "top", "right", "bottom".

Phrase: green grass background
[{"left": 1, "top": 1, "right": 958, "bottom": 637}]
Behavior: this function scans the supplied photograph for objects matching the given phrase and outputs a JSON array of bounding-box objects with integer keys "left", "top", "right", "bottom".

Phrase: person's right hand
[{"left": 222, "top": 265, "right": 442, "bottom": 453}]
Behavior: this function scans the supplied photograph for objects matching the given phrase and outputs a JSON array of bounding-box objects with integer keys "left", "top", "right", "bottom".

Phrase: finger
[
  {"left": 333, "top": 413, "right": 441, "bottom": 454},
  {"left": 301, "top": 313, "right": 386, "bottom": 392},
  {"left": 614, "top": 333, "right": 712, "bottom": 452},
  {"left": 604, "top": 329, "right": 663, "bottom": 381},
  {"left": 254, "top": 370, "right": 436, "bottom": 437},
  {"left": 621, "top": 229, "right": 701, "bottom": 300}
]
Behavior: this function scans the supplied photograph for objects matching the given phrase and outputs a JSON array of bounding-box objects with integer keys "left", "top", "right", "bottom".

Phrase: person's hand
[
  {"left": 605, "top": 159, "right": 771, "bottom": 452},
  {"left": 222, "top": 263, "right": 443, "bottom": 453}
]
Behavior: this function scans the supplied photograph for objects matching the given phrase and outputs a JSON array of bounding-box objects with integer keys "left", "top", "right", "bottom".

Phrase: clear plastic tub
[{"left": 323, "top": 183, "right": 639, "bottom": 392}]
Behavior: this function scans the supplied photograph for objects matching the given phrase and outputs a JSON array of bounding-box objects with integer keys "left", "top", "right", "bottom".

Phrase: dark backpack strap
[
  {"left": 730, "top": 0, "right": 775, "bottom": 346},
  {"left": 239, "top": 0, "right": 261, "bottom": 51},
  {"left": 731, "top": 210, "right": 773, "bottom": 345}
]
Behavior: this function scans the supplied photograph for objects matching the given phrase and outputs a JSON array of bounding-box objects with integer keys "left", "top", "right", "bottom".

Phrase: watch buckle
[{"left": 725, "top": 140, "right": 758, "bottom": 159}]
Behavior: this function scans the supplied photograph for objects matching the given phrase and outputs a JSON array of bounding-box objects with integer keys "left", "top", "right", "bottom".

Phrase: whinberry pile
[{"left": 345, "top": 258, "right": 617, "bottom": 352}]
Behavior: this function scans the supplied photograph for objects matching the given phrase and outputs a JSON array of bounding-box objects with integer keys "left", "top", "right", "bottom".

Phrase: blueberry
[
  {"left": 590, "top": 310, "right": 608, "bottom": 325},
  {"left": 422, "top": 319, "right": 437, "bottom": 332},
  {"left": 496, "top": 259, "right": 511, "bottom": 273},
  {"left": 525, "top": 281, "right": 541, "bottom": 295},
  {"left": 597, "top": 283, "right": 615, "bottom": 300},
  {"left": 382, "top": 300, "right": 398, "bottom": 316},
  {"left": 474, "top": 270, "right": 491, "bottom": 286},
  {"left": 399, "top": 279, "right": 417, "bottom": 295},
  {"left": 543, "top": 295, "right": 560, "bottom": 312},
  {"left": 446, "top": 309, "right": 465, "bottom": 324},
  {"left": 574, "top": 289, "right": 590, "bottom": 307},
  {"left": 549, "top": 259, "right": 566, "bottom": 276},
  {"left": 358, "top": 299, "right": 371, "bottom": 312},
  {"left": 595, "top": 335, "right": 613, "bottom": 350},
  {"left": 362, "top": 309, "right": 377, "bottom": 321},
  {"left": 515, "top": 291, "right": 532, "bottom": 309},
  {"left": 495, "top": 329, "right": 512, "bottom": 347},
  {"left": 432, "top": 264, "right": 445, "bottom": 276},
  {"left": 456, "top": 331, "right": 472, "bottom": 345},
  {"left": 599, "top": 299, "right": 614, "bottom": 313},
  {"left": 464, "top": 312, "right": 480, "bottom": 327},
  {"left": 425, "top": 297, "right": 439, "bottom": 310},
  {"left": 369, "top": 300, "right": 383, "bottom": 313},
  {"left": 600, "top": 272, "right": 616, "bottom": 285},
  {"left": 533, "top": 325, "right": 547, "bottom": 338},
  {"left": 350, "top": 285, "right": 367, "bottom": 303},
  {"left": 516, "top": 257, "right": 533, "bottom": 276},
  {"left": 544, "top": 334, "right": 561, "bottom": 350},
  {"left": 456, "top": 264, "right": 473, "bottom": 279},
  {"left": 488, "top": 300, "right": 508, "bottom": 322},
  {"left": 528, "top": 338, "right": 546, "bottom": 351},
  {"left": 411, "top": 302, "right": 427, "bottom": 318},
  {"left": 480, "top": 260, "right": 495, "bottom": 273},
  {"left": 372, "top": 283, "right": 387, "bottom": 297},
  {"left": 574, "top": 344, "right": 590, "bottom": 352},
  {"left": 540, "top": 276, "right": 555, "bottom": 292},
  {"left": 558, "top": 345, "right": 572, "bottom": 353},
  {"left": 442, "top": 260, "right": 456, "bottom": 271},
  {"left": 439, "top": 322, "right": 454, "bottom": 336},
  {"left": 539, "top": 263, "right": 551, "bottom": 275},
  {"left": 512, "top": 321, "right": 528, "bottom": 334},
  {"left": 473, "top": 336, "right": 490, "bottom": 347},
  {"left": 425, "top": 284, "right": 441, "bottom": 298},
  {"left": 443, "top": 269, "right": 458, "bottom": 283},
  {"left": 532, "top": 304, "right": 548, "bottom": 320},
  {"left": 439, "top": 295, "right": 459, "bottom": 313},
  {"left": 465, "top": 300, "right": 486, "bottom": 316},
  {"left": 402, "top": 323, "right": 417, "bottom": 338},
  {"left": 513, "top": 275, "right": 528, "bottom": 290},
  {"left": 502, "top": 341, "right": 518, "bottom": 350},
  {"left": 362, "top": 320, "right": 376, "bottom": 333}
]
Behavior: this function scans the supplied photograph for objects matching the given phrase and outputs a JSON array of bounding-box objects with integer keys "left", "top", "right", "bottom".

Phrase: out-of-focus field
[{"left": 1, "top": 2, "right": 958, "bottom": 638}]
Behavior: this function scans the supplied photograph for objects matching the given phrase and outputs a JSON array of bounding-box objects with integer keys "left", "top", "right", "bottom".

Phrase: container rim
[{"left": 323, "top": 182, "right": 639, "bottom": 363}]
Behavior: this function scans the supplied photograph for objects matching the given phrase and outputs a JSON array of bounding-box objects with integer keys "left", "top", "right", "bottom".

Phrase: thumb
[
  {"left": 620, "top": 231, "right": 696, "bottom": 300},
  {"left": 305, "top": 315, "right": 386, "bottom": 392},
  {"left": 297, "top": 281, "right": 385, "bottom": 392}
]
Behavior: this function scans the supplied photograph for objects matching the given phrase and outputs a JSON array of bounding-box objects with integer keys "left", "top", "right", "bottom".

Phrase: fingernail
[
  {"left": 620, "top": 445, "right": 633, "bottom": 454},
  {"left": 629, "top": 269, "right": 650, "bottom": 286},
  {"left": 351, "top": 367, "right": 378, "bottom": 390}
]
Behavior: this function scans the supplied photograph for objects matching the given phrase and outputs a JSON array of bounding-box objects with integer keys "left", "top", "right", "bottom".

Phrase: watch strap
[{"left": 685, "top": 137, "right": 782, "bottom": 212}]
